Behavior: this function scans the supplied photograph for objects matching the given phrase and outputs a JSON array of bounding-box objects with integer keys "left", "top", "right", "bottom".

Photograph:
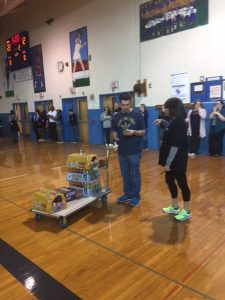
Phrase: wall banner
[
  {"left": 70, "top": 26, "right": 90, "bottom": 88},
  {"left": 2, "top": 58, "right": 14, "bottom": 98},
  {"left": 140, "top": 0, "right": 208, "bottom": 42},
  {"left": 30, "top": 44, "right": 46, "bottom": 93}
]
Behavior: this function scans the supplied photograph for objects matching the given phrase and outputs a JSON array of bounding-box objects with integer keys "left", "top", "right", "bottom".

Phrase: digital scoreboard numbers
[{"left": 5, "top": 31, "right": 31, "bottom": 71}]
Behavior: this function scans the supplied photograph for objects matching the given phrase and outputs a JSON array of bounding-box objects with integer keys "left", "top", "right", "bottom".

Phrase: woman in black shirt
[{"left": 158, "top": 98, "right": 191, "bottom": 222}]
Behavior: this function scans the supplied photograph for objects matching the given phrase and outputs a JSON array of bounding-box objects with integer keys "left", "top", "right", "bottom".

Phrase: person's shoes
[
  {"left": 162, "top": 205, "right": 180, "bottom": 214},
  {"left": 188, "top": 153, "right": 195, "bottom": 157},
  {"left": 174, "top": 209, "right": 192, "bottom": 221},
  {"left": 129, "top": 197, "right": 140, "bottom": 207},
  {"left": 72, "top": 141, "right": 77, "bottom": 143},
  {"left": 117, "top": 195, "right": 131, "bottom": 203},
  {"left": 57, "top": 141, "right": 63, "bottom": 144}
]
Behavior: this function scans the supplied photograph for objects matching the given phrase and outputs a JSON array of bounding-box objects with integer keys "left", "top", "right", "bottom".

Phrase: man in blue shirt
[{"left": 111, "top": 95, "right": 145, "bottom": 207}]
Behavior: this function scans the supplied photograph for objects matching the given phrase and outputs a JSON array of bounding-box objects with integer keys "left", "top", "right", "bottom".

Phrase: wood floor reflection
[{"left": 0, "top": 138, "right": 225, "bottom": 300}]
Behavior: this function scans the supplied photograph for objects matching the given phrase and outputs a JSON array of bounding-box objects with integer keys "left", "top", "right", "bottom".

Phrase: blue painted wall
[
  {"left": 1, "top": 101, "right": 225, "bottom": 155},
  {"left": 88, "top": 109, "right": 104, "bottom": 144},
  {"left": 0, "top": 113, "right": 11, "bottom": 137},
  {"left": 150, "top": 102, "right": 225, "bottom": 155}
]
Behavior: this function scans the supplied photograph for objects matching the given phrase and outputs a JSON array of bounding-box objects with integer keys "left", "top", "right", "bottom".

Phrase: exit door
[
  {"left": 13, "top": 102, "right": 30, "bottom": 137},
  {"left": 77, "top": 97, "right": 88, "bottom": 144}
]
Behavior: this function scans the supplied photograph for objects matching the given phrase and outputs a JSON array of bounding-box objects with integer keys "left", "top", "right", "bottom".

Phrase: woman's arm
[
  {"left": 214, "top": 111, "right": 225, "bottom": 122},
  {"left": 165, "top": 146, "right": 178, "bottom": 171},
  {"left": 198, "top": 108, "right": 207, "bottom": 119}
]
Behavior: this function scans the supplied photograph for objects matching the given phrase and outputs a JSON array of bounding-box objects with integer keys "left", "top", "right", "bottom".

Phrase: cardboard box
[
  {"left": 56, "top": 187, "right": 80, "bottom": 202},
  {"left": 33, "top": 189, "right": 67, "bottom": 213}
]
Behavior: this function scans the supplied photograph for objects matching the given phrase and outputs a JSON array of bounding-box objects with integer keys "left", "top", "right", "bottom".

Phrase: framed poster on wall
[
  {"left": 140, "top": 0, "right": 208, "bottom": 42},
  {"left": 30, "top": 44, "right": 46, "bottom": 93},
  {"left": 70, "top": 26, "right": 90, "bottom": 88}
]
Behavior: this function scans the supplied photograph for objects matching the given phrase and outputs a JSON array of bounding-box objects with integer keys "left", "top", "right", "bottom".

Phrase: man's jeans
[{"left": 118, "top": 153, "right": 142, "bottom": 199}]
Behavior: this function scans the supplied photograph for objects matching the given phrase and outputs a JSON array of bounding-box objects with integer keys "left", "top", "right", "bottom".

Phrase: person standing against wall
[
  {"left": 9, "top": 110, "right": 19, "bottom": 143},
  {"left": 69, "top": 109, "right": 79, "bottom": 143},
  {"left": 112, "top": 95, "right": 145, "bottom": 207},
  {"left": 32, "top": 109, "right": 41, "bottom": 141},
  {"left": 47, "top": 105, "right": 57, "bottom": 141},
  {"left": 208, "top": 100, "right": 225, "bottom": 156},
  {"left": 56, "top": 109, "right": 63, "bottom": 143},
  {"left": 139, "top": 103, "right": 148, "bottom": 149},
  {"left": 159, "top": 97, "right": 191, "bottom": 222},
  {"left": 186, "top": 100, "right": 207, "bottom": 156},
  {"left": 100, "top": 106, "right": 112, "bottom": 146}
]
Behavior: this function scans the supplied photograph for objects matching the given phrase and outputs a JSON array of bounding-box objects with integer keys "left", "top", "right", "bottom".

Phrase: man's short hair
[{"left": 119, "top": 94, "right": 131, "bottom": 102}]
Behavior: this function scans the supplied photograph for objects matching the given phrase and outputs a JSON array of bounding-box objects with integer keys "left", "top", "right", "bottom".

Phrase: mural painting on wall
[
  {"left": 70, "top": 26, "right": 90, "bottom": 88},
  {"left": 30, "top": 44, "right": 46, "bottom": 93},
  {"left": 140, "top": 0, "right": 208, "bottom": 42},
  {"left": 2, "top": 58, "right": 14, "bottom": 97}
]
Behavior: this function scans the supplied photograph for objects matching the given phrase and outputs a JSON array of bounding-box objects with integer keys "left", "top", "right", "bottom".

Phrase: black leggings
[
  {"left": 165, "top": 170, "right": 190, "bottom": 202},
  {"left": 104, "top": 128, "right": 111, "bottom": 144},
  {"left": 208, "top": 129, "right": 225, "bottom": 156}
]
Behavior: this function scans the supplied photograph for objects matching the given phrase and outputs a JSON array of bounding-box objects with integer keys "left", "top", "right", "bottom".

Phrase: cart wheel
[
  {"left": 101, "top": 195, "right": 107, "bottom": 204},
  {"left": 35, "top": 213, "right": 41, "bottom": 221},
  {"left": 60, "top": 217, "right": 67, "bottom": 228}
]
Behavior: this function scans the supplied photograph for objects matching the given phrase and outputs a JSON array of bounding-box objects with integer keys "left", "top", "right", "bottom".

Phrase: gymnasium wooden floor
[{"left": 0, "top": 138, "right": 225, "bottom": 300}]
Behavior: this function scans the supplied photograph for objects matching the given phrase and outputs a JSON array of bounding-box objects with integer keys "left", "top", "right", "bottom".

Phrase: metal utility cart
[{"left": 31, "top": 148, "right": 111, "bottom": 228}]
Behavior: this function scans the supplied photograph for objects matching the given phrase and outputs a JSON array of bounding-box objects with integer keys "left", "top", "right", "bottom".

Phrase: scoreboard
[{"left": 5, "top": 31, "right": 31, "bottom": 71}]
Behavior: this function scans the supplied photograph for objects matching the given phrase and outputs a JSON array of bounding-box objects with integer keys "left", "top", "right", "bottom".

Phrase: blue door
[{"left": 62, "top": 98, "right": 78, "bottom": 142}]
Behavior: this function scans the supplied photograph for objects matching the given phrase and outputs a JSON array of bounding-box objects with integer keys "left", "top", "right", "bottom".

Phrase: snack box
[
  {"left": 33, "top": 189, "right": 67, "bottom": 213},
  {"left": 67, "top": 153, "right": 98, "bottom": 171},
  {"left": 56, "top": 186, "right": 82, "bottom": 202}
]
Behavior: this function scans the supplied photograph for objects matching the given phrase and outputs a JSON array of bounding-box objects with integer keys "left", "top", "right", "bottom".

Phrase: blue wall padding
[
  {"left": 1, "top": 101, "right": 225, "bottom": 155},
  {"left": 88, "top": 109, "right": 104, "bottom": 145},
  {"left": 0, "top": 113, "right": 11, "bottom": 137}
]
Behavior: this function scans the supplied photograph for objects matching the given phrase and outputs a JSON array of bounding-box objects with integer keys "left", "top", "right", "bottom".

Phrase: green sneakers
[
  {"left": 174, "top": 209, "right": 192, "bottom": 221},
  {"left": 162, "top": 206, "right": 191, "bottom": 221},
  {"left": 162, "top": 206, "right": 180, "bottom": 214}
]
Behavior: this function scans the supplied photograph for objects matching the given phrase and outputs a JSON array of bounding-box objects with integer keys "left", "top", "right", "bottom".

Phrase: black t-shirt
[
  {"left": 111, "top": 110, "right": 145, "bottom": 156},
  {"left": 159, "top": 118, "right": 188, "bottom": 172},
  {"left": 190, "top": 110, "right": 200, "bottom": 136},
  {"left": 69, "top": 113, "right": 77, "bottom": 126}
]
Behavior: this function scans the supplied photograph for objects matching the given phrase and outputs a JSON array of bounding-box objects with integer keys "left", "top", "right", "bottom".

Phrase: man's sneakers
[
  {"left": 129, "top": 198, "right": 140, "bottom": 207},
  {"left": 162, "top": 206, "right": 191, "bottom": 221},
  {"left": 117, "top": 195, "right": 140, "bottom": 207},
  {"left": 117, "top": 195, "right": 131, "bottom": 203}
]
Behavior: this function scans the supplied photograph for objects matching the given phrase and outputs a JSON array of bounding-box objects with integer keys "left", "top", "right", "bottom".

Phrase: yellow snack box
[{"left": 33, "top": 189, "right": 67, "bottom": 213}]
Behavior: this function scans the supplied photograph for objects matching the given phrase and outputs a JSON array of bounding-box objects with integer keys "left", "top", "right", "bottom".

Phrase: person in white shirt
[
  {"left": 186, "top": 100, "right": 207, "bottom": 156},
  {"left": 47, "top": 105, "right": 57, "bottom": 141}
]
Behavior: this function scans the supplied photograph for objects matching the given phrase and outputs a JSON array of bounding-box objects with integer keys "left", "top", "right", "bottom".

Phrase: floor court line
[
  {"left": 163, "top": 237, "right": 225, "bottom": 299},
  {"left": 67, "top": 228, "right": 212, "bottom": 300},
  {"left": 0, "top": 174, "right": 29, "bottom": 182}
]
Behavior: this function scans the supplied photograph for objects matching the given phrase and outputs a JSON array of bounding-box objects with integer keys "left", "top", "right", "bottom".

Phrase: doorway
[
  {"left": 13, "top": 102, "right": 30, "bottom": 137},
  {"left": 77, "top": 97, "right": 88, "bottom": 144},
  {"left": 34, "top": 100, "right": 53, "bottom": 114},
  {"left": 62, "top": 97, "right": 88, "bottom": 144},
  {"left": 101, "top": 92, "right": 135, "bottom": 112}
]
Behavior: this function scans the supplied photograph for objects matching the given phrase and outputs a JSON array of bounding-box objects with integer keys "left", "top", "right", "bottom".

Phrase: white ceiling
[{"left": 0, "top": 0, "right": 95, "bottom": 44}]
